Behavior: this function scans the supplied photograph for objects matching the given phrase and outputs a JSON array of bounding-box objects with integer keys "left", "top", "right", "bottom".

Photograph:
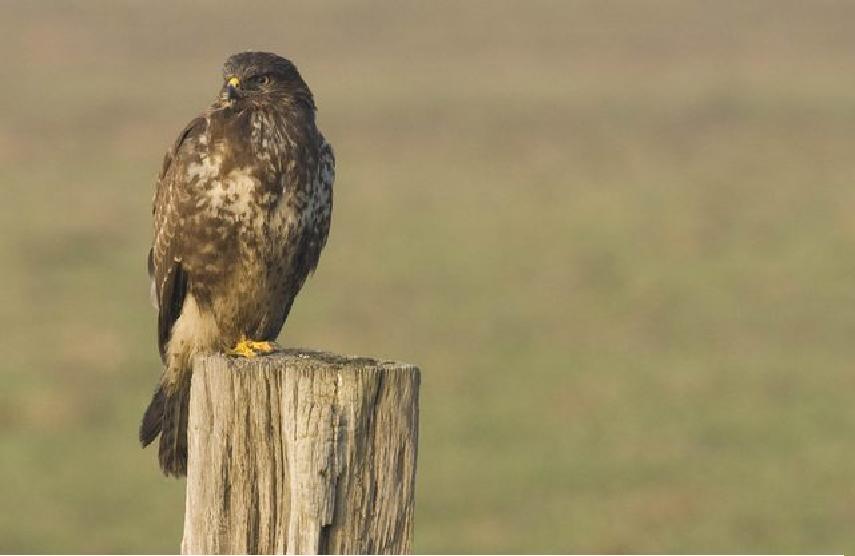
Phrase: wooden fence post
[{"left": 180, "top": 349, "right": 420, "bottom": 555}]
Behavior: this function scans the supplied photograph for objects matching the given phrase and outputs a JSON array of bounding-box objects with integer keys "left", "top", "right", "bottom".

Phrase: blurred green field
[{"left": 1, "top": 1, "right": 855, "bottom": 553}]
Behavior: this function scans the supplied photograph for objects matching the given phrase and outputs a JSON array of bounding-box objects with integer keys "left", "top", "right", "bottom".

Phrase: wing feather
[
  {"left": 308, "top": 134, "right": 335, "bottom": 273},
  {"left": 149, "top": 116, "right": 208, "bottom": 362}
]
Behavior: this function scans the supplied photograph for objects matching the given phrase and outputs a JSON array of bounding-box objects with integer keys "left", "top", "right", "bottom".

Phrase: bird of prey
[{"left": 139, "top": 52, "right": 335, "bottom": 477}]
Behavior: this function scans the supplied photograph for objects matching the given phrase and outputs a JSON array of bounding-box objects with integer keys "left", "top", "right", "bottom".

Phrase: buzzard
[{"left": 139, "top": 52, "right": 335, "bottom": 477}]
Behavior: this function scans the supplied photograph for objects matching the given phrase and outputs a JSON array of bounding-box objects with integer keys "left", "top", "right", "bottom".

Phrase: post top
[{"left": 196, "top": 347, "right": 419, "bottom": 373}]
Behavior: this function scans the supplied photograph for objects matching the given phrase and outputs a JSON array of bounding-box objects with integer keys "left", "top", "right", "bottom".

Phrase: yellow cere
[{"left": 228, "top": 76, "right": 240, "bottom": 87}]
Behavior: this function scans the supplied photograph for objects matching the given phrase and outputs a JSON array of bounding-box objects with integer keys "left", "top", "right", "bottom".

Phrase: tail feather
[
  {"left": 158, "top": 370, "right": 192, "bottom": 477},
  {"left": 139, "top": 386, "right": 165, "bottom": 447},
  {"left": 140, "top": 369, "right": 192, "bottom": 477}
]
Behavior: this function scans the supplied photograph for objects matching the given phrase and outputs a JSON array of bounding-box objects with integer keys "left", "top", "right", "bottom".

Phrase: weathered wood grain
[{"left": 180, "top": 349, "right": 420, "bottom": 555}]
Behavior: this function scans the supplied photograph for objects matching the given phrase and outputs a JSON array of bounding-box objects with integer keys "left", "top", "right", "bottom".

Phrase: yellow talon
[
  {"left": 227, "top": 337, "right": 278, "bottom": 358},
  {"left": 228, "top": 339, "right": 257, "bottom": 358},
  {"left": 247, "top": 340, "right": 276, "bottom": 354}
]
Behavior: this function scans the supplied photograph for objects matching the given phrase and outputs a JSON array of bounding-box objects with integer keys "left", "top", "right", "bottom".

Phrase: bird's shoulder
[
  {"left": 158, "top": 116, "right": 209, "bottom": 182},
  {"left": 152, "top": 115, "right": 211, "bottom": 214},
  {"left": 316, "top": 132, "right": 335, "bottom": 198},
  {"left": 318, "top": 132, "right": 335, "bottom": 170}
]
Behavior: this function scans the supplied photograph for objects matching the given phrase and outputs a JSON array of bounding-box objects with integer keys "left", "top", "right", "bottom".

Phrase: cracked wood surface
[{"left": 180, "top": 349, "right": 420, "bottom": 555}]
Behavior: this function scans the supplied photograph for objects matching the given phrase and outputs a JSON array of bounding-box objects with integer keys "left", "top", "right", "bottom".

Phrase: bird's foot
[
  {"left": 247, "top": 340, "right": 277, "bottom": 354},
  {"left": 228, "top": 338, "right": 278, "bottom": 358}
]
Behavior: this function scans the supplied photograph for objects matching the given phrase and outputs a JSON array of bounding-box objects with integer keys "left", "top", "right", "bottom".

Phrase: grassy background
[{"left": 1, "top": 1, "right": 854, "bottom": 552}]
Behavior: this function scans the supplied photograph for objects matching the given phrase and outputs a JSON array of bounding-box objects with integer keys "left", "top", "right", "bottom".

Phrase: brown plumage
[{"left": 139, "top": 52, "right": 335, "bottom": 476}]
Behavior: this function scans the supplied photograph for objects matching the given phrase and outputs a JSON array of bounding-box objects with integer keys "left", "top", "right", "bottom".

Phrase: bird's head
[{"left": 220, "top": 51, "right": 314, "bottom": 108}]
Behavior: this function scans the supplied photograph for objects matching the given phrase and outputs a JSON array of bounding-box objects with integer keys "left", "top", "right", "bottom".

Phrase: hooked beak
[{"left": 223, "top": 76, "right": 241, "bottom": 101}]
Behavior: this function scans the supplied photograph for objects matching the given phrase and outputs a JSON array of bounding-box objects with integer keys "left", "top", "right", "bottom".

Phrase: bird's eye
[{"left": 250, "top": 75, "right": 271, "bottom": 87}]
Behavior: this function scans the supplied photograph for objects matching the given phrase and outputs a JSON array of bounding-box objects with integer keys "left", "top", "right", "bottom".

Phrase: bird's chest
[
  {"left": 203, "top": 112, "right": 311, "bottom": 229},
  {"left": 217, "top": 172, "right": 304, "bottom": 272},
  {"left": 204, "top": 174, "right": 301, "bottom": 328},
  {"left": 186, "top": 108, "right": 315, "bottom": 292}
]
